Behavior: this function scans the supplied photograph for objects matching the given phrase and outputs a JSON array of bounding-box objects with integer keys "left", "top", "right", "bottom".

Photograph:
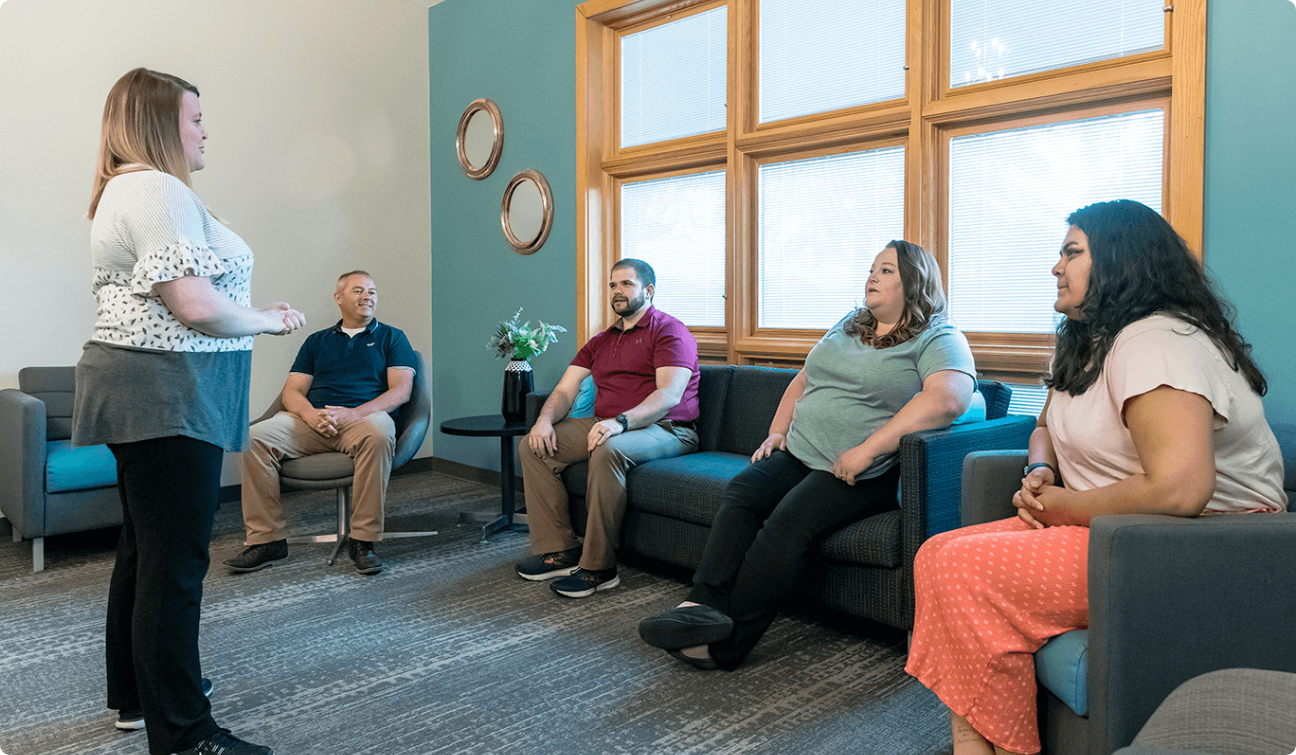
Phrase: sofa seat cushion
[
  {"left": 625, "top": 452, "right": 751, "bottom": 527},
  {"left": 1035, "top": 628, "right": 1089, "bottom": 716},
  {"left": 817, "top": 509, "right": 902, "bottom": 568},
  {"left": 46, "top": 440, "right": 117, "bottom": 493}
]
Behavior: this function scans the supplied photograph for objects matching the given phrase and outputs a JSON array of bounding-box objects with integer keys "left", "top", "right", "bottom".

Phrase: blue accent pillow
[
  {"left": 1035, "top": 629, "right": 1089, "bottom": 716},
  {"left": 45, "top": 440, "right": 118, "bottom": 493},
  {"left": 571, "top": 376, "right": 597, "bottom": 418}
]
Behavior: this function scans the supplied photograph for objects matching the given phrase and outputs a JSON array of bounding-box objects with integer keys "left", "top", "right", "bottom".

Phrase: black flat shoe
[
  {"left": 639, "top": 604, "right": 733, "bottom": 649},
  {"left": 668, "top": 648, "right": 719, "bottom": 671}
]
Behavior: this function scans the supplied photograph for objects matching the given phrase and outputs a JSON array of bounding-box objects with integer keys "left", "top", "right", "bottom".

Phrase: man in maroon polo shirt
[{"left": 517, "top": 259, "right": 700, "bottom": 598}]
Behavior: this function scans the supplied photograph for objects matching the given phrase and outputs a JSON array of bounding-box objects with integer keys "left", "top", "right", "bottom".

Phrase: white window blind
[
  {"left": 759, "top": 147, "right": 905, "bottom": 329},
  {"left": 950, "top": 0, "right": 1163, "bottom": 88},
  {"left": 759, "top": 0, "right": 906, "bottom": 124},
  {"left": 1002, "top": 381, "right": 1048, "bottom": 418},
  {"left": 947, "top": 109, "right": 1165, "bottom": 334},
  {"left": 621, "top": 6, "right": 727, "bottom": 148},
  {"left": 621, "top": 170, "right": 726, "bottom": 327}
]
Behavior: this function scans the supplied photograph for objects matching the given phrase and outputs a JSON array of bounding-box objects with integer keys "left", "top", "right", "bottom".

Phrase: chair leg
[
  {"left": 33, "top": 537, "right": 44, "bottom": 573},
  {"left": 326, "top": 486, "right": 351, "bottom": 566}
]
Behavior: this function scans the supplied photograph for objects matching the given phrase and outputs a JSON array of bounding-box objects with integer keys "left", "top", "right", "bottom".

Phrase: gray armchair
[
  {"left": 959, "top": 422, "right": 1296, "bottom": 755},
  {"left": 0, "top": 367, "right": 122, "bottom": 571}
]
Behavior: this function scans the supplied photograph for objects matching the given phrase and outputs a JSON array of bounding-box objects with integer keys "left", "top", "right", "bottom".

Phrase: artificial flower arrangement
[{"left": 486, "top": 308, "right": 567, "bottom": 361}]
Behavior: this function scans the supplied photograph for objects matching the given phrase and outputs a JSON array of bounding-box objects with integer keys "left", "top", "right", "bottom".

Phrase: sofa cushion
[
  {"left": 45, "top": 440, "right": 117, "bottom": 493},
  {"left": 1036, "top": 629, "right": 1089, "bottom": 716},
  {"left": 715, "top": 367, "right": 797, "bottom": 455},
  {"left": 818, "top": 509, "right": 902, "bottom": 568},
  {"left": 625, "top": 452, "right": 751, "bottom": 527}
]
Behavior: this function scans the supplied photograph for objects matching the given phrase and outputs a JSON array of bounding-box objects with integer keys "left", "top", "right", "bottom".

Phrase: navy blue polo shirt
[{"left": 289, "top": 319, "right": 417, "bottom": 409}]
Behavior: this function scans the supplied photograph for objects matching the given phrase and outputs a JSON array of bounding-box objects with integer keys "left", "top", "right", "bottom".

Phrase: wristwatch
[{"left": 615, "top": 414, "right": 629, "bottom": 432}]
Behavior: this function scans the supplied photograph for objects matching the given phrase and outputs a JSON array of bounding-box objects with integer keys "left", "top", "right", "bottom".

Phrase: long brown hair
[
  {"left": 1046, "top": 200, "right": 1266, "bottom": 396},
  {"left": 843, "top": 240, "right": 948, "bottom": 348},
  {"left": 88, "top": 68, "right": 199, "bottom": 218}
]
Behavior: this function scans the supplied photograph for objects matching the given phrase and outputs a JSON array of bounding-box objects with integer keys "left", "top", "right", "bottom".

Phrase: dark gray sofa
[
  {"left": 526, "top": 364, "right": 1036, "bottom": 631},
  {"left": 960, "top": 423, "right": 1296, "bottom": 755}
]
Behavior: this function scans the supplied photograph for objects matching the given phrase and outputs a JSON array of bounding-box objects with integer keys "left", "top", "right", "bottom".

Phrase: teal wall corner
[
  {"left": 429, "top": 0, "right": 582, "bottom": 473},
  {"left": 1205, "top": 0, "right": 1296, "bottom": 427}
]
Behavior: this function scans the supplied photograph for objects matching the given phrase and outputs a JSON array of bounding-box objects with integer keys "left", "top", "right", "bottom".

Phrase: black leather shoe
[
  {"left": 175, "top": 728, "right": 272, "bottom": 755},
  {"left": 223, "top": 540, "right": 287, "bottom": 573},
  {"left": 668, "top": 648, "right": 719, "bottom": 671},
  {"left": 639, "top": 604, "right": 734, "bottom": 649},
  {"left": 348, "top": 538, "right": 383, "bottom": 574}
]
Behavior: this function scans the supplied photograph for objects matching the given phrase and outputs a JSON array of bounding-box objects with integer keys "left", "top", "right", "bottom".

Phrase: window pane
[
  {"left": 759, "top": 147, "right": 905, "bottom": 329},
  {"left": 760, "top": 0, "right": 906, "bottom": 123},
  {"left": 621, "top": 170, "right": 726, "bottom": 327},
  {"left": 947, "top": 109, "right": 1164, "bottom": 334},
  {"left": 621, "top": 6, "right": 727, "bottom": 148},
  {"left": 950, "top": 0, "right": 1163, "bottom": 88},
  {"left": 1001, "top": 380, "right": 1048, "bottom": 418}
]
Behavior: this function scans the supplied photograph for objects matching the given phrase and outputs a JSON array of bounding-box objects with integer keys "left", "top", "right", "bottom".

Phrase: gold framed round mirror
[
  {"left": 500, "top": 169, "right": 554, "bottom": 255},
  {"left": 455, "top": 98, "right": 503, "bottom": 180}
]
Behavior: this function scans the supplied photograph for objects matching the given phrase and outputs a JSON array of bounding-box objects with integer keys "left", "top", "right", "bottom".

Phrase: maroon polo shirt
[{"left": 571, "top": 305, "right": 700, "bottom": 422}]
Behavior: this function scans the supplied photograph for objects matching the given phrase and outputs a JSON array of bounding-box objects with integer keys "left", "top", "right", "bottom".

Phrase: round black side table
[{"left": 439, "top": 415, "right": 529, "bottom": 542}]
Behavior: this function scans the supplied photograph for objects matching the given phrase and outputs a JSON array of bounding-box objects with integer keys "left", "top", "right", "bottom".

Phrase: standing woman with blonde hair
[{"left": 74, "top": 68, "right": 303, "bottom": 755}]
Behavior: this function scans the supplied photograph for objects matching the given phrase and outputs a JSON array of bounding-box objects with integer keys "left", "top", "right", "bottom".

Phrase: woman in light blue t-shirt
[{"left": 639, "top": 240, "right": 977, "bottom": 671}]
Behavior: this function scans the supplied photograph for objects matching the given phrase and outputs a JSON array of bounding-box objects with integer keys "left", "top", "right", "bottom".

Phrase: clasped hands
[
  {"left": 303, "top": 405, "right": 360, "bottom": 438},
  {"left": 1014, "top": 465, "right": 1065, "bottom": 528},
  {"left": 261, "top": 302, "right": 306, "bottom": 336}
]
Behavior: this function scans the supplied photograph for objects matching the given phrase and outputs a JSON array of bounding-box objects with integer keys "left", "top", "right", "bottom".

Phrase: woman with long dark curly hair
[
  {"left": 639, "top": 241, "right": 977, "bottom": 671},
  {"left": 905, "top": 200, "right": 1286, "bottom": 755}
]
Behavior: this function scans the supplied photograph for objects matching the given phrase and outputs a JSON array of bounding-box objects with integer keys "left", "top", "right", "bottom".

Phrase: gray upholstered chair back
[{"left": 18, "top": 366, "right": 77, "bottom": 441}]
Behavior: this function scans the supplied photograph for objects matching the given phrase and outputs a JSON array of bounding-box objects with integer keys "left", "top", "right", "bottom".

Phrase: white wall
[{"left": 0, "top": 0, "right": 435, "bottom": 482}]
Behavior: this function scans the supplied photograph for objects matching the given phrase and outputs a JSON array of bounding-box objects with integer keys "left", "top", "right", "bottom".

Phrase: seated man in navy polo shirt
[{"left": 225, "top": 270, "right": 417, "bottom": 575}]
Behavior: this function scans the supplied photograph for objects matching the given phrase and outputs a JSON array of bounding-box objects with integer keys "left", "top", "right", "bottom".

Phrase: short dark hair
[
  {"left": 1047, "top": 199, "right": 1266, "bottom": 397},
  {"left": 611, "top": 258, "right": 655, "bottom": 289}
]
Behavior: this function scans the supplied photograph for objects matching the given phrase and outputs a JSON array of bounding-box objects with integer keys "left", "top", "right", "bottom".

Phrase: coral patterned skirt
[{"left": 905, "top": 517, "right": 1090, "bottom": 754}]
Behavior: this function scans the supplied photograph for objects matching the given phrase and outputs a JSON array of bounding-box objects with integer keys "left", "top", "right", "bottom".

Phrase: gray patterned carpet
[{"left": 0, "top": 471, "right": 953, "bottom": 755}]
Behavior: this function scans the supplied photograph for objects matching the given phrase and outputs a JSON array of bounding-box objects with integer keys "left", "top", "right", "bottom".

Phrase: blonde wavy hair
[
  {"left": 842, "top": 240, "right": 948, "bottom": 348},
  {"left": 88, "top": 68, "right": 199, "bottom": 219}
]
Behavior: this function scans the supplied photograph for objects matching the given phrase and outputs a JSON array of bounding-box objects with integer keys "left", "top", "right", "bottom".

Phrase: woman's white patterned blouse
[{"left": 90, "top": 169, "right": 254, "bottom": 352}]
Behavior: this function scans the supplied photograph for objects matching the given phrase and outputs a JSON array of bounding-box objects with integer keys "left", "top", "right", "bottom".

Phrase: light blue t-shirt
[{"left": 785, "top": 314, "right": 976, "bottom": 477}]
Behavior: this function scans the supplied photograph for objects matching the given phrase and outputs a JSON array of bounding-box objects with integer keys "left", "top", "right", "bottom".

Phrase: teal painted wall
[
  {"left": 428, "top": 0, "right": 1296, "bottom": 475},
  {"left": 429, "top": 0, "right": 580, "bottom": 473},
  {"left": 1204, "top": 0, "right": 1296, "bottom": 427}
]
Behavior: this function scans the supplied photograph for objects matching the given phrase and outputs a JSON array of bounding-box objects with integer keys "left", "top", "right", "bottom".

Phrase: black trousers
[
  {"left": 687, "top": 450, "right": 900, "bottom": 670},
  {"left": 107, "top": 436, "right": 222, "bottom": 755}
]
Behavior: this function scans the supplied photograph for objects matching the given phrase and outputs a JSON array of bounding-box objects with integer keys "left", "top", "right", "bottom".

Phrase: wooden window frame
[{"left": 576, "top": 0, "right": 1206, "bottom": 374}]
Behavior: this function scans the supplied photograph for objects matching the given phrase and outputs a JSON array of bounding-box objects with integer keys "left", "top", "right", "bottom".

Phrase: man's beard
[{"left": 612, "top": 292, "right": 647, "bottom": 318}]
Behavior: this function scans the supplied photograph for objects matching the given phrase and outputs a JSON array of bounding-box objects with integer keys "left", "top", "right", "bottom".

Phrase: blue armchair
[{"left": 0, "top": 366, "right": 122, "bottom": 571}]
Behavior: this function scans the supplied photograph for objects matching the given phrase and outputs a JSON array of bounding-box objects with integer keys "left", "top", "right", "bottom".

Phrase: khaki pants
[
  {"left": 239, "top": 411, "right": 395, "bottom": 544},
  {"left": 520, "top": 416, "right": 698, "bottom": 570}
]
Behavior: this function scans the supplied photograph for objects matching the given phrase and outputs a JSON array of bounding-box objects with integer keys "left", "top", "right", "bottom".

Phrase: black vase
[{"left": 502, "top": 360, "right": 534, "bottom": 423}]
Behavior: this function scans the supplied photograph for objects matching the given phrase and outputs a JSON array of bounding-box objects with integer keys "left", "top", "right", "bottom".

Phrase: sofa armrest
[
  {"left": 0, "top": 388, "right": 48, "bottom": 537},
  {"left": 900, "top": 415, "right": 1036, "bottom": 541},
  {"left": 524, "top": 391, "right": 551, "bottom": 429},
  {"left": 1087, "top": 512, "right": 1296, "bottom": 754},
  {"left": 960, "top": 450, "right": 1029, "bottom": 526}
]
